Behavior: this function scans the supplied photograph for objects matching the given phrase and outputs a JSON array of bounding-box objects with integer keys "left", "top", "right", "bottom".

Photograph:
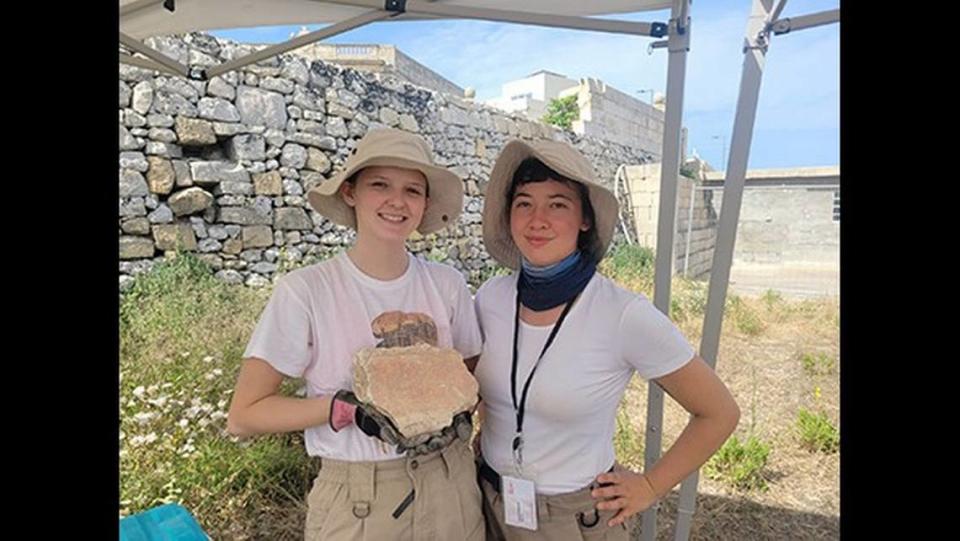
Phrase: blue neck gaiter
[{"left": 518, "top": 250, "right": 597, "bottom": 311}]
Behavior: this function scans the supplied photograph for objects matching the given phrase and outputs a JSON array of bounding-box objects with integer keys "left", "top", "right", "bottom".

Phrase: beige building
[{"left": 290, "top": 42, "right": 465, "bottom": 97}]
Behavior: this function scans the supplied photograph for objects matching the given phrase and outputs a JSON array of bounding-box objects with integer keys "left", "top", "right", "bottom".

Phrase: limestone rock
[{"left": 353, "top": 343, "right": 478, "bottom": 437}]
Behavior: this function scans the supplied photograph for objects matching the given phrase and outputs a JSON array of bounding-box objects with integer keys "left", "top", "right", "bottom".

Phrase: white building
[
  {"left": 485, "top": 70, "right": 579, "bottom": 121},
  {"left": 486, "top": 71, "right": 670, "bottom": 158}
]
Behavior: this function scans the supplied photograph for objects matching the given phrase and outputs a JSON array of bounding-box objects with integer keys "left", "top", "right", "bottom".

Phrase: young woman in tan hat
[
  {"left": 473, "top": 139, "right": 740, "bottom": 540},
  {"left": 227, "top": 128, "right": 484, "bottom": 540}
]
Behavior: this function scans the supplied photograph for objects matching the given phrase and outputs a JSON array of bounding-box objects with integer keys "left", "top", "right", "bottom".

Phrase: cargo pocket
[{"left": 304, "top": 477, "right": 345, "bottom": 540}]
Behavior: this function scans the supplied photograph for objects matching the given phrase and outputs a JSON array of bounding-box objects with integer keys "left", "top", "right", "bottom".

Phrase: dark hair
[{"left": 507, "top": 157, "right": 601, "bottom": 262}]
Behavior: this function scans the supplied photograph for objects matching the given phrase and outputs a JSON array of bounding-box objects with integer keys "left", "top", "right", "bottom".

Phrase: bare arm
[
  {"left": 226, "top": 357, "right": 333, "bottom": 438},
  {"left": 594, "top": 355, "right": 740, "bottom": 526},
  {"left": 642, "top": 355, "right": 740, "bottom": 495}
]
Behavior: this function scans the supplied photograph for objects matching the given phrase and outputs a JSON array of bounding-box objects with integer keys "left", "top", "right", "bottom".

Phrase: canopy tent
[
  {"left": 120, "top": 0, "right": 676, "bottom": 39},
  {"left": 119, "top": 2, "right": 839, "bottom": 538}
]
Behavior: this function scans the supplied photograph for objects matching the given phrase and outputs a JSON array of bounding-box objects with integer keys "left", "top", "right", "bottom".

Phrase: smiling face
[
  {"left": 340, "top": 165, "right": 429, "bottom": 244},
  {"left": 509, "top": 178, "right": 591, "bottom": 267}
]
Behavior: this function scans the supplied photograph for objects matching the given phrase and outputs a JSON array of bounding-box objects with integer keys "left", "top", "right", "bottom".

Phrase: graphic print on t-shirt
[{"left": 370, "top": 311, "right": 439, "bottom": 348}]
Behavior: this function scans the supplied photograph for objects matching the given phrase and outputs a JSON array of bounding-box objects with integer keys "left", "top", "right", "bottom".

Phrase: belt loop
[
  {"left": 439, "top": 444, "right": 455, "bottom": 479},
  {"left": 348, "top": 461, "right": 375, "bottom": 519},
  {"left": 538, "top": 492, "right": 550, "bottom": 521}
]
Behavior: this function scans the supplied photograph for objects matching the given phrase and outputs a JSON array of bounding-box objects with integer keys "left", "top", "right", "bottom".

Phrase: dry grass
[
  {"left": 614, "top": 285, "right": 839, "bottom": 540},
  {"left": 120, "top": 249, "right": 839, "bottom": 540}
]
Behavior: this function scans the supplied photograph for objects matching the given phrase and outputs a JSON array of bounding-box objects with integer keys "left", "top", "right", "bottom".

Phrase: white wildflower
[
  {"left": 134, "top": 412, "right": 156, "bottom": 425},
  {"left": 148, "top": 396, "right": 168, "bottom": 408}
]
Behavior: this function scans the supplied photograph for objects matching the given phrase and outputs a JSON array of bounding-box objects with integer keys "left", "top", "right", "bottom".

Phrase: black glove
[
  {"left": 333, "top": 392, "right": 474, "bottom": 457},
  {"left": 397, "top": 411, "right": 474, "bottom": 457},
  {"left": 330, "top": 390, "right": 403, "bottom": 446}
]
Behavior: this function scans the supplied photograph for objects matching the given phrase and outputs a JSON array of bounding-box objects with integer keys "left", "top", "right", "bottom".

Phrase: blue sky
[{"left": 211, "top": 2, "right": 839, "bottom": 170}]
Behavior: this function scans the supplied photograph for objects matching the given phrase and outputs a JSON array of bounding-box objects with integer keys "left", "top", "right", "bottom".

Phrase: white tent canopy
[
  {"left": 120, "top": 0, "right": 674, "bottom": 39},
  {"left": 118, "top": 2, "right": 838, "bottom": 539},
  {"left": 120, "top": 0, "right": 679, "bottom": 79}
]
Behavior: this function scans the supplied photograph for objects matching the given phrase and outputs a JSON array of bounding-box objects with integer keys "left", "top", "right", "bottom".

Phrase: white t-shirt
[
  {"left": 474, "top": 272, "right": 694, "bottom": 494},
  {"left": 244, "top": 251, "right": 483, "bottom": 461}
]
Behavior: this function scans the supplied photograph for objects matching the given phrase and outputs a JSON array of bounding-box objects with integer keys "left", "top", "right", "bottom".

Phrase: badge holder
[{"left": 503, "top": 433, "right": 537, "bottom": 531}]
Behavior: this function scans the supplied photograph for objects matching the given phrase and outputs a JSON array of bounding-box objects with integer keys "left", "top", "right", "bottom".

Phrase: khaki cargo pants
[
  {"left": 479, "top": 464, "right": 630, "bottom": 541},
  {"left": 305, "top": 440, "right": 484, "bottom": 541}
]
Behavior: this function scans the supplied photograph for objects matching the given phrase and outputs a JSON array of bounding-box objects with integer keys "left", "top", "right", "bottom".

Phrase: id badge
[{"left": 502, "top": 475, "right": 538, "bottom": 531}]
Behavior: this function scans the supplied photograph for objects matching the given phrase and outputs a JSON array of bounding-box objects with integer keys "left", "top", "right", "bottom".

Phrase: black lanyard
[{"left": 510, "top": 290, "right": 579, "bottom": 454}]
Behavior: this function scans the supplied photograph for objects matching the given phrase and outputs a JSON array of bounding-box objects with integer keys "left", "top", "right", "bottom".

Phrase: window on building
[
  {"left": 832, "top": 190, "right": 840, "bottom": 222},
  {"left": 337, "top": 45, "right": 375, "bottom": 57}
]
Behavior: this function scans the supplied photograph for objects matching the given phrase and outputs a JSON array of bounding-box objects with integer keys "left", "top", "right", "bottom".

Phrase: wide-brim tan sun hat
[
  {"left": 306, "top": 128, "right": 463, "bottom": 234},
  {"left": 482, "top": 139, "right": 619, "bottom": 270}
]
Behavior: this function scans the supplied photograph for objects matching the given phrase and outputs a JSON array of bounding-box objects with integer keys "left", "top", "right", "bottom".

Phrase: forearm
[
  {"left": 228, "top": 394, "right": 333, "bottom": 438},
  {"left": 644, "top": 408, "right": 739, "bottom": 497}
]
